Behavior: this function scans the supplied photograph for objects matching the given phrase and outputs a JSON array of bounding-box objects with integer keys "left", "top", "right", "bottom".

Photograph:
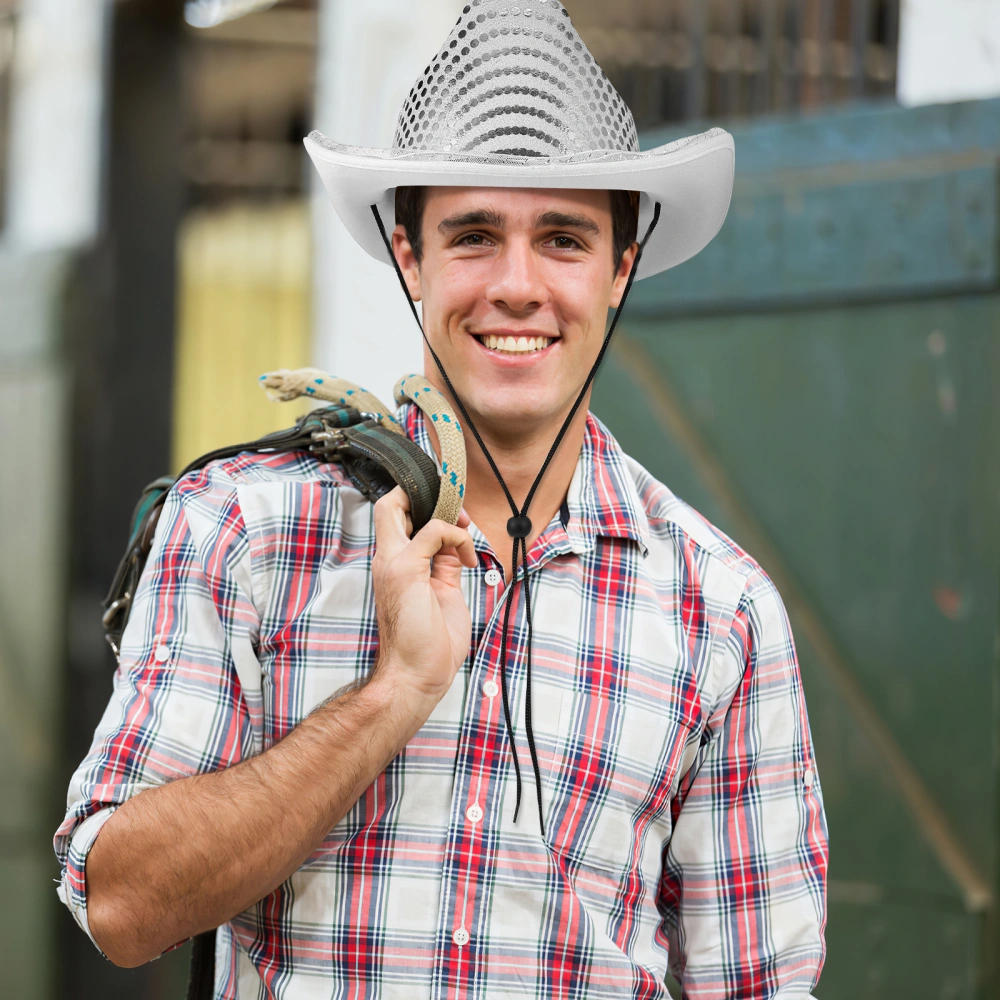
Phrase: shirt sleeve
[
  {"left": 53, "top": 468, "right": 260, "bottom": 956},
  {"left": 658, "top": 569, "right": 829, "bottom": 999}
]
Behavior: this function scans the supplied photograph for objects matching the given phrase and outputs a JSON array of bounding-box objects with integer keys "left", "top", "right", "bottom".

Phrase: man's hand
[{"left": 369, "top": 486, "right": 477, "bottom": 712}]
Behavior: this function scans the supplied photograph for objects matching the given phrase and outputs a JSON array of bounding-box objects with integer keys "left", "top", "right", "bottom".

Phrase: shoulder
[
  {"left": 165, "top": 449, "right": 358, "bottom": 549},
  {"left": 618, "top": 447, "right": 796, "bottom": 704},
  {"left": 174, "top": 448, "right": 352, "bottom": 495},
  {"left": 620, "top": 445, "right": 781, "bottom": 611},
  {"left": 170, "top": 449, "right": 353, "bottom": 510}
]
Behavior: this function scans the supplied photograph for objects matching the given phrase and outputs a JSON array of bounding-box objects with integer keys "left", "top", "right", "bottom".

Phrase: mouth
[{"left": 473, "top": 333, "right": 556, "bottom": 355}]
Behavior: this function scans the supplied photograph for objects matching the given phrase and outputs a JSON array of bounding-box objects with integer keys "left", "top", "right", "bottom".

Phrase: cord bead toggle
[{"left": 507, "top": 514, "right": 532, "bottom": 538}]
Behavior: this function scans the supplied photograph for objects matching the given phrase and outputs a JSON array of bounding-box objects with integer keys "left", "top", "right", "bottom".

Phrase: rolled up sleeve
[
  {"left": 53, "top": 466, "right": 261, "bottom": 956},
  {"left": 659, "top": 569, "right": 829, "bottom": 998}
]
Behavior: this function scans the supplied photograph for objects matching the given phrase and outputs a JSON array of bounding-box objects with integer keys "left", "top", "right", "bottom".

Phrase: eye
[
  {"left": 459, "top": 232, "right": 493, "bottom": 247},
  {"left": 545, "top": 234, "right": 582, "bottom": 250}
]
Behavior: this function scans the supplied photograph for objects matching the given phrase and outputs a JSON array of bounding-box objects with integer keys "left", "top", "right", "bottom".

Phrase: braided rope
[
  {"left": 258, "top": 367, "right": 466, "bottom": 525},
  {"left": 258, "top": 368, "right": 402, "bottom": 434},
  {"left": 393, "top": 374, "right": 466, "bottom": 525}
]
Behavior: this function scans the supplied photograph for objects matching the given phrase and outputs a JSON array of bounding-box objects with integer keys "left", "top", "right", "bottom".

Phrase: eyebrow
[
  {"left": 534, "top": 211, "right": 601, "bottom": 236},
  {"left": 436, "top": 207, "right": 602, "bottom": 237},
  {"left": 438, "top": 209, "right": 507, "bottom": 234}
]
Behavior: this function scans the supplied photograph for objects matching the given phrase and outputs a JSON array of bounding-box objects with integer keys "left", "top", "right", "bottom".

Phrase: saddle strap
[{"left": 185, "top": 929, "right": 216, "bottom": 1000}]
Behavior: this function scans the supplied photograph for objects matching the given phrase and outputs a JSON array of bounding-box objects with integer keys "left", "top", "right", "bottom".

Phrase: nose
[{"left": 484, "top": 236, "right": 548, "bottom": 315}]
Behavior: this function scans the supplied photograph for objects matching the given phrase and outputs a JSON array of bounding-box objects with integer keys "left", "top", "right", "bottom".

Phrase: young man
[{"left": 55, "top": 2, "right": 828, "bottom": 997}]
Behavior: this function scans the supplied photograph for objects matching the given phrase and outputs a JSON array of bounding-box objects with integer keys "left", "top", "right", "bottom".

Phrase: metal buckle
[
  {"left": 309, "top": 423, "right": 347, "bottom": 460},
  {"left": 101, "top": 593, "right": 131, "bottom": 629}
]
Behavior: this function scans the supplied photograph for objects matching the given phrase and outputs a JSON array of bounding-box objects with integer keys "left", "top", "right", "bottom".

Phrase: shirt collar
[{"left": 396, "top": 401, "right": 650, "bottom": 558}]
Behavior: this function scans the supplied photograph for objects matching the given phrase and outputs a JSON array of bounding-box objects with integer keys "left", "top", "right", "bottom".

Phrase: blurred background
[{"left": 0, "top": 0, "right": 997, "bottom": 996}]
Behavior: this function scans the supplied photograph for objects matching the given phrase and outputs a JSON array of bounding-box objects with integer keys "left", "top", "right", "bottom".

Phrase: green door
[{"left": 594, "top": 97, "right": 1000, "bottom": 999}]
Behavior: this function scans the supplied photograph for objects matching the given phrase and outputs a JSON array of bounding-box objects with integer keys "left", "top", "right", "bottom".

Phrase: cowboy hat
[{"left": 304, "top": 0, "right": 734, "bottom": 280}]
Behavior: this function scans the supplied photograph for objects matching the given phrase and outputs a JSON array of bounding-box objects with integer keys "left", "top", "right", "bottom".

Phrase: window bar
[
  {"left": 722, "top": 0, "right": 743, "bottom": 118},
  {"left": 757, "top": 0, "right": 778, "bottom": 115},
  {"left": 685, "top": 0, "right": 707, "bottom": 120},
  {"left": 817, "top": 0, "right": 833, "bottom": 105},
  {"left": 785, "top": 0, "right": 805, "bottom": 110},
  {"left": 852, "top": 0, "right": 871, "bottom": 96},
  {"left": 881, "top": 0, "right": 900, "bottom": 90}
]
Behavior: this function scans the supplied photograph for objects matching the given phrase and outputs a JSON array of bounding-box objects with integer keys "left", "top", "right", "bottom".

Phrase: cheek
[
  {"left": 550, "top": 266, "right": 612, "bottom": 324},
  {"left": 429, "top": 269, "right": 490, "bottom": 328}
]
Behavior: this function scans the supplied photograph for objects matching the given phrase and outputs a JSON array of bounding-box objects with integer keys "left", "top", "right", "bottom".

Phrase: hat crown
[{"left": 394, "top": 0, "right": 638, "bottom": 159}]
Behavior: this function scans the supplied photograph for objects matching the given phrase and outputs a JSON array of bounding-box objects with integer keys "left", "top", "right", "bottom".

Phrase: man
[{"left": 55, "top": 2, "right": 828, "bottom": 997}]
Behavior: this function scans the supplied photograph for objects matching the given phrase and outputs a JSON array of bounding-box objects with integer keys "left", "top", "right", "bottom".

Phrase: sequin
[{"left": 390, "top": 0, "right": 639, "bottom": 160}]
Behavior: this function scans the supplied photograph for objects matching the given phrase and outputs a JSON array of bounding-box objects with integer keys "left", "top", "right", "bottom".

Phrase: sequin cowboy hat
[{"left": 304, "top": 0, "right": 734, "bottom": 280}]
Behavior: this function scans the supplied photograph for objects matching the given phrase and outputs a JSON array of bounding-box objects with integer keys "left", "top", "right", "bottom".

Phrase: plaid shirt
[{"left": 55, "top": 402, "right": 828, "bottom": 999}]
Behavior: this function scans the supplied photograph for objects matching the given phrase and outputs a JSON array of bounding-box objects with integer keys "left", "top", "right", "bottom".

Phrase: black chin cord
[{"left": 371, "top": 201, "right": 661, "bottom": 836}]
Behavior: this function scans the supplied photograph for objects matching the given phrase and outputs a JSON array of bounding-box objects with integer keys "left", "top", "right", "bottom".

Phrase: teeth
[{"left": 481, "top": 334, "right": 553, "bottom": 353}]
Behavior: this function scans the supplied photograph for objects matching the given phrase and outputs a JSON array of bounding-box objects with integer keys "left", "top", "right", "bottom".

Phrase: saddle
[{"left": 102, "top": 368, "right": 466, "bottom": 659}]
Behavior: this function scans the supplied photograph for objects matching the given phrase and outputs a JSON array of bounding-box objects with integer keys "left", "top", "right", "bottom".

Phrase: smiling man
[
  {"left": 390, "top": 185, "right": 643, "bottom": 581},
  {"left": 55, "top": 3, "right": 828, "bottom": 998}
]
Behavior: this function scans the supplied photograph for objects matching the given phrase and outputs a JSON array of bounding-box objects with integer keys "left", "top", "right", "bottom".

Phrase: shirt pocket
[{"left": 541, "top": 685, "right": 694, "bottom": 880}]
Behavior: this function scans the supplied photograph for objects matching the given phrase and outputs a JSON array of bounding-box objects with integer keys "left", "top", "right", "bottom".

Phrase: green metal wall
[{"left": 593, "top": 97, "right": 1000, "bottom": 998}]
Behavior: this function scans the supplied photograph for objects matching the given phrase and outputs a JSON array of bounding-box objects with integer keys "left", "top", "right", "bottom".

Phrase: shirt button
[
  {"left": 484, "top": 568, "right": 503, "bottom": 587},
  {"left": 482, "top": 679, "right": 499, "bottom": 698},
  {"left": 804, "top": 767, "right": 815, "bottom": 789},
  {"left": 154, "top": 644, "right": 171, "bottom": 663},
  {"left": 452, "top": 926, "right": 469, "bottom": 946},
  {"left": 466, "top": 803, "right": 483, "bottom": 823}
]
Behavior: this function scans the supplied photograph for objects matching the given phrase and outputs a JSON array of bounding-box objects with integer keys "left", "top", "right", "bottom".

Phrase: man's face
[{"left": 392, "top": 187, "right": 637, "bottom": 439}]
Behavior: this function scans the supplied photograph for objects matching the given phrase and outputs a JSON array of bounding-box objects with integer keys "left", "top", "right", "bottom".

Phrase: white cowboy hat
[{"left": 304, "top": 0, "right": 734, "bottom": 280}]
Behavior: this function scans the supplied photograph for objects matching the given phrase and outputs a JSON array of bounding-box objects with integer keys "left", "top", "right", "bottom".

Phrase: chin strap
[{"left": 371, "top": 200, "right": 661, "bottom": 837}]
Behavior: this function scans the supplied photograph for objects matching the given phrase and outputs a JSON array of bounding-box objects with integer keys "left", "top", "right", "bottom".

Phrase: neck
[{"left": 421, "top": 393, "right": 590, "bottom": 579}]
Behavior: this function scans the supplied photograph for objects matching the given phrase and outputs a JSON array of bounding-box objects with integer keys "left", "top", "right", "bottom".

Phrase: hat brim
[{"left": 304, "top": 127, "right": 734, "bottom": 281}]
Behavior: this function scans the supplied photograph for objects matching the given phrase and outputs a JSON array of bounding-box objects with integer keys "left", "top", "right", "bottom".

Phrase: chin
[{"left": 463, "top": 383, "right": 571, "bottom": 431}]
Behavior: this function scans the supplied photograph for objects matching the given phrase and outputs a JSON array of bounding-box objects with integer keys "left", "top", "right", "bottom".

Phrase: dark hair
[{"left": 394, "top": 186, "right": 640, "bottom": 272}]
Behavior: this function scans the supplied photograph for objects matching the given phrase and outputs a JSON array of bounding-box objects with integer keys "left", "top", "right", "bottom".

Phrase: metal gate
[{"left": 592, "top": 95, "right": 1000, "bottom": 998}]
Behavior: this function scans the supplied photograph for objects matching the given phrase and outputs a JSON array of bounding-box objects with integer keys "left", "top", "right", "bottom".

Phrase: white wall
[
  {"left": 898, "top": 0, "right": 1000, "bottom": 106},
  {"left": 311, "top": 0, "right": 460, "bottom": 404},
  {"left": 3, "top": 0, "right": 110, "bottom": 249}
]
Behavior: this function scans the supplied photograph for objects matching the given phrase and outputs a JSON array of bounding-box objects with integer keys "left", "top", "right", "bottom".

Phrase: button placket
[
  {"left": 433, "top": 549, "right": 503, "bottom": 990},
  {"left": 433, "top": 527, "right": 573, "bottom": 998}
]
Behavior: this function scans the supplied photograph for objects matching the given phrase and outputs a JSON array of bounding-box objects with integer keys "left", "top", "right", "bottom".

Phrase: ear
[
  {"left": 391, "top": 224, "right": 422, "bottom": 303},
  {"left": 609, "top": 240, "right": 638, "bottom": 309}
]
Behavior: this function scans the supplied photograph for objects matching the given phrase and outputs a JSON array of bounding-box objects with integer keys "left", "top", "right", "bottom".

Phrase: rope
[
  {"left": 394, "top": 374, "right": 467, "bottom": 524},
  {"left": 259, "top": 368, "right": 402, "bottom": 434},
  {"left": 371, "top": 200, "right": 661, "bottom": 836}
]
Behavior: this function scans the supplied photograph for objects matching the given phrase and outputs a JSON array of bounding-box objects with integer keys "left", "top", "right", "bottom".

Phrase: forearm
[{"left": 86, "top": 672, "right": 428, "bottom": 967}]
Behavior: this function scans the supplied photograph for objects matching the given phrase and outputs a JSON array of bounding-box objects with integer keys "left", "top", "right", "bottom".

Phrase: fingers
[
  {"left": 430, "top": 548, "right": 466, "bottom": 589},
  {"left": 373, "top": 486, "right": 412, "bottom": 561},
  {"left": 408, "top": 519, "right": 478, "bottom": 569},
  {"left": 376, "top": 489, "right": 476, "bottom": 575},
  {"left": 457, "top": 508, "right": 471, "bottom": 529}
]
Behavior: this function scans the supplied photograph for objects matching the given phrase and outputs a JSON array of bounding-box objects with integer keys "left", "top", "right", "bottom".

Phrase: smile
[{"left": 474, "top": 334, "right": 555, "bottom": 354}]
